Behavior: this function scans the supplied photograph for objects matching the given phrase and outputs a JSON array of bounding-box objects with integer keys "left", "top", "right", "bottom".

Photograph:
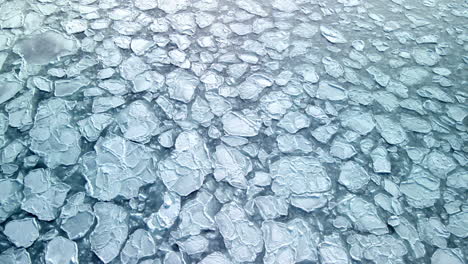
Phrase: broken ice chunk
[
  {"left": 213, "top": 144, "right": 252, "bottom": 189},
  {"left": 172, "top": 190, "right": 219, "bottom": 239},
  {"left": 370, "top": 146, "right": 391, "bottom": 173},
  {"left": 277, "top": 111, "right": 310, "bottom": 133},
  {"left": 82, "top": 134, "right": 157, "bottom": 200},
  {"left": 236, "top": 0, "right": 268, "bottom": 17},
  {"left": 13, "top": 30, "right": 79, "bottom": 65},
  {"left": 320, "top": 25, "right": 347, "bottom": 43},
  {"left": 0, "top": 179, "right": 23, "bottom": 223},
  {"left": 157, "top": 0, "right": 190, "bottom": 14},
  {"left": 270, "top": 156, "right": 332, "bottom": 197},
  {"left": 166, "top": 68, "right": 200, "bottom": 103},
  {"left": 45, "top": 236, "right": 78, "bottom": 264},
  {"left": 374, "top": 115, "right": 407, "bottom": 145},
  {"left": 60, "top": 192, "right": 95, "bottom": 240},
  {"left": 221, "top": 111, "right": 261, "bottom": 137},
  {"left": 5, "top": 89, "right": 34, "bottom": 130},
  {"left": 215, "top": 202, "right": 263, "bottom": 263},
  {"left": 400, "top": 166, "right": 440, "bottom": 209},
  {"left": 348, "top": 234, "right": 407, "bottom": 263},
  {"left": 29, "top": 98, "right": 81, "bottom": 168},
  {"left": 431, "top": 248, "right": 465, "bottom": 264},
  {"left": 338, "top": 161, "right": 370, "bottom": 192},
  {"left": 417, "top": 217, "right": 450, "bottom": 248},
  {"left": 158, "top": 131, "right": 212, "bottom": 196},
  {"left": 90, "top": 202, "right": 129, "bottom": 263},
  {"left": 0, "top": 248, "right": 31, "bottom": 264},
  {"left": 54, "top": 76, "right": 90, "bottom": 97},
  {"left": 259, "top": 30, "right": 290, "bottom": 52},
  {"left": 147, "top": 192, "right": 180, "bottom": 230},
  {"left": 330, "top": 138, "right": 357, "bottom": 160},
  {"left": 260, "top": 91, "right": 293, "bottom": 119},
  {"left": 198, "top": 252, "right": 232, "bottom": 264},
  {"left": 177, "top": 235, "right": 209, "bottom": 255},
  {"left": 0, "top": 73, "right": 23, "bottom": 105},
  {"left": 120, "top": 56, "right": 150, "bottom": 80},
  {"left": 423, "top": 150, "right": 457, "bottom": 178},
  {"left": 340, "top": 111, "right": 375, "bottom": 135},
  {"left": 337, "top": 196, "right": 388, "bottom": 235},
  {"left": 254, "top": 196, "right": 288, "bottom": 220},
  {"left": 399, "top": 67, "right": 429, "bottom": 86},
  {"left": 277, "top": 134, "right": 313, "bottom": 154},
  {"left": 77, "top": 113, "right": 113, "bottom": 142},
  {"left": 319, "top": 234, "right": 350, "bottom": 264},
  {"left": 447, "top": 211, "right": 468, "bottom": 238},
  {"left": 323, "top": 57, "right": 344, "bottom": 78},
  {"left": 120, "top": 229, "right": 157, "bottom": 264},
  {"left": 116, "top": 100, "right": 161, "bottom": 143},
  {"left": 3, "top": 218, "right": 39, "bottom": 248},
  {"left": 417, "top": 86, "right": 454, "bottom": 103},
  {"left": 412, "top": 48, "right": 440, "bottom": 66},
  {"left": 317, "top": 81, "right": 347, "bottom": 101},
  {"left": 22, "top": 169, "right": 70, "bottom": 221},
  {"left": 132, "top": 71, "right": 165, "bottom": 93}
]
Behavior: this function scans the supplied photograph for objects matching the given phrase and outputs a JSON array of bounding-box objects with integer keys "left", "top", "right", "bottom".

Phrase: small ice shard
[
  {"left": 375, "top": 115, "right": 407, "bottom": 145},
  {"left": 13, "top": 30, "right": 79, "bottom": 65},
  {"left": 166, "top": 68, "right": 200, "bottom": 103},
  {"left": 320, "top": 25, "right": 347, "bottom": 43},
  {"left": 0, "top": 73, "right": 23, "bottom": 105},
  {"left": 116, "top": 100, "right": 161, "bottom": 143},
  {"left": 337, "top": 196, "right": 388, "bottom": 235},
  {"left": 221, "top": 111, "right": 261, "bottom": 137},
  {"left": 338, "top": 161, "right": 370, "bottom": 192},
  {"left": 120, "top": 229, "right": 157, "bottom": 264},
  {"left": 215, "top": 202, "right": 263, "bottom": 263},
  {"left": 3, "top": 218, "right": 40, "bottom": 248},
  {"left": 21, "top": 169, "right": 70, "bottom": 221},
  {"left": 0, "top": 178, "right": 23, "bottom": 223},
  {"left": 213, "top": 144, "right": 252, "bottom": 189},
  {"left": 45, "top": 236, "right": 78, "bottom": 264},
  {"left": 158, "top": 131, "right": 212, "bottom": 196},
  {"left": 90, "top": 202, "right": 129, "bottom": 263},
  {"left": 400, "top": 166, "right": 440, "bottom": 209},
  {"left": 82, "top": 134, "right": 157, "bottom": 201}
]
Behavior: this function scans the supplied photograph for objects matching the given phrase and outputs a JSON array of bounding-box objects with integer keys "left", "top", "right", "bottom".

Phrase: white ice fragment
[
  {"left": 399, "top": 67, "right": 429, "bottom": 86},
  {"left": 0, "top": 179, "right": 23, "bottom": 223},
  {"left": 447, "top": 211, "right": 468, "bottom": 238},
  {"left": 319, "top": 234, "right": 350, "bottom": 264},
  {"left": 120, "top": 229, "right": 157, "bottom": 264},
  {"left": 417, "top": 217, "right": 450, "bottom": 248},
  {"left": 340, "top": 111, "right": 375, "bottom": 135},
  {"left": 0, "top": 248, "right": 31, "bottom": 264},
  {"left": 77, "top": 113, "right": 113, "bottom": 142},
  {"left": 0, "top": 73, "right": 23, "bottom": 105},
  {"left": 311, "top": 124, "right": 338, "bottom": 144},
  {"left": 348, "top": 234, "right": 407, "bottom": 263},
  {"left": 147, "top": 192, "right": 180, "bottom": 230},
  {"left": 158, "top": 131, "right": 212, "bottom": 196},
  {"left": 370, "top": 146, "right": 391, "bottom": 173},
  {"left": 271, "top": 156, "right": 332, "bottom": 196},
  {"left": 90, "top": 202, "right": 129, "bottom": 263},
  {"left": 236, "top": 0, "right": 268, "bottom": 17},
  {"left": 116, "top": 100, "right": 161, "bottom": 143},
  {"left": 177, "top": 235, "right": 209, "bottom": 255},
  {"left": 3, "top": 218, "right": 40, "bottom": 248},
  {"left": 374, "top": 115, "right": 407, "bottom": 145},
  {"left": 323, "top": 57, "right": 344, "bottom": 78},
  {"left": 166, "top": 68, "right": 199, "bottom": 103},
  {"left": 259, "top": 31, "right": 290, "bottom": 52},
  {"left": 338, "top": 161, "right": 370, "bottom": 192},
  {"left": 254, "top": 196, "right": 288, "bottom": 220},
  {"left": 54, "top": 76, "right": 90, "bottom": 97},
  {"left": 417, "top": 86, "right": 454, "bottom": 103},
  {"left": 22, "top": 169, "right": 70, "bottom": 221},
  {"left": 82, "top": 134, "right": 157, "bottom": 200},
  {"left": 260, "top": 91, "right": 293, "bottom": 119},
  {"left": 400, "top": 113, "right": 432, "bottom": 133},
  {"left": 277, "top": 134, "right": 313, "bottom": 154},
  {"left": 400, "top": 166, "right": 440, "bottom": 209},
  {"left": 366, "top": 66, "right": 390, "bottom": 87},
  {"left": 157, "top": 0, "right": 190, "bottom": 14},
  {"left": 222, "top": 111, "right": 261, "bottom": 137},
  {"left": 14, "top": 30, "right": 79, "bottom": 65},
  {"left": 173, "top": 190, "right": 219, "bottom": 238},
  {"left": 412, "top": 48, "right": 440, "bottom": 66},
  {"left": 423, "top": 150, "right": 457, "bottom": 178},
  {"left": 135, "top": 0, "right": 158, "bottom": 10},
  {"left": 198, "top": 252, "right": 232, "bottom": 264},
  {"left": 431, "top": 248, "right": 465, "bottom": 264},
  {"left": 29, "top": 99, "right": 81, "bottom": 168},
  {"left": 320, "top": 25, "right": 347, "bottom": 43},
  {"left": 317, "top": 81, "right": 347, "bottom": 101},
  {"left": 330, "top": 138, "right": 357, "bottom": 160},
  {"left": 337, "top": 196, "right": 388, "bottom": 235},
  {"left": 45, "top": 236, "right": 78, "bottom": 264},
  {"left": 277, "top": 111, "right": 310, "bottom": 134},
  {"left": 214, "top": 144, "right": 252, "bottom": 189},
  {"left": 62, "top": 19, "right": 87, "bottom": 34},
  {"left": 120, "top": 56, "right": 149, "bottom": 80},
  {"left": 215, "top": 202, "right": 263, "bottom": 263}
]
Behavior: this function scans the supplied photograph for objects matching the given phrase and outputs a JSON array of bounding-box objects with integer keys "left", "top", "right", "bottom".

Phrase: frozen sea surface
[{"left": 0, "top": 0, "right": 467, "bottom": 263}]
